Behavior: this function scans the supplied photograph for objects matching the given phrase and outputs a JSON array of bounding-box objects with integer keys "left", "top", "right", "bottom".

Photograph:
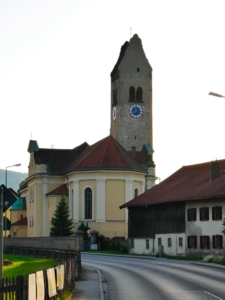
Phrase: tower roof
[{"left": 11, "top": 197, "right": 26, "bottom": 210}]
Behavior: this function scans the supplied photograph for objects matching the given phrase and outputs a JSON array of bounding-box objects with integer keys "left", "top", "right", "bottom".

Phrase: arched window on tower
[
  {"left": 129, "top": 86, "right": 135, "bottom": 102},
  {"left": 112, "top": 88, "right": 118, "bottom": 105},
  {"left": 84, "top": 187, "right": 92, "bottom": 219},
  {"left": 134, "top": 188, "right": 139, "bottom": 198},
  {"left": 136, "top": 87, "right": 143, "bottom": 102}
]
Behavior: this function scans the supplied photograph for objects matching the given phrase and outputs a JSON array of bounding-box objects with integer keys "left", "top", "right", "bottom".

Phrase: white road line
[{"left": 204, "top": 291, "right": 223, "bottom": 300}]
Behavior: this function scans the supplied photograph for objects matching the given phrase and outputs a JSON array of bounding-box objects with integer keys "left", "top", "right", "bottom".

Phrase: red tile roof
[
  {"left": 46, "top": 184, "right": 68, "bottom": 196},
  {"left": 11, "top": 217, "right": 28, "bottom": 226},
  {"left": 34, "top": 142, "right": 89, "bottom": 175},
  {"left": 120, "top": 159, "right": 225, "bottom": 209},
  {"left": 66, "top": 136, "right": 146, "bottom": 173}
]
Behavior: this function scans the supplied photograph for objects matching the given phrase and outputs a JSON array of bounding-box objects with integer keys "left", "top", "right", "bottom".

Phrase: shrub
[
  {"left": 119, "top": 245, "right": 128, "bottom": 253},
  {"left": 220, "top": 256, "right": 225, "bottom": 265},
  {"left": 213, "top": 255, "right": 224, "bottom": 264},
  {"left": 203, "top": 255, "right": 214, "bottom": 263}
]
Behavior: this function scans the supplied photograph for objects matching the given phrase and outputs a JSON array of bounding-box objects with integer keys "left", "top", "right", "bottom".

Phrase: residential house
[{"left": 120, "top": 160, "right": 225, "bottom": 256}]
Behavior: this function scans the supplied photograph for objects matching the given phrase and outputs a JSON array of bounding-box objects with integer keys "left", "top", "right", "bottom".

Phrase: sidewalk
[{"left": 71, "top": 265, "right": 103, "bottom": 300}]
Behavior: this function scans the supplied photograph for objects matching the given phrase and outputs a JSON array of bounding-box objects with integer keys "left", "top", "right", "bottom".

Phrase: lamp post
[
  {"left": 4, "top": 164, "right": 21, "bottom": 250},
  {"left": 208, "top": 92, "right": 225, "bottom": 98}
]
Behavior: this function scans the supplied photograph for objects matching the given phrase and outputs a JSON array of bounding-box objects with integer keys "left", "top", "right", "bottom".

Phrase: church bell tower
[{"left": 110, "top": 34, "right": 153, "bottom": 152}]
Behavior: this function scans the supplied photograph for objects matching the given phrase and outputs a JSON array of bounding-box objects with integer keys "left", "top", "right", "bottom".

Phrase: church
[{"left": 12, "top": 34, "right": 157, "bottom": 238}]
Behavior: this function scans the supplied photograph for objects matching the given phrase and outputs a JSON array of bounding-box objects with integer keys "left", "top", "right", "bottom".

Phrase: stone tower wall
[{"left": 110, "top": 34, "right": 153, "bottom": 151}]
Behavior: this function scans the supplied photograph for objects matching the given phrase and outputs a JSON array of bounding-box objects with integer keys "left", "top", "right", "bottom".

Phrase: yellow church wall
[
  {"left": 105, "top": 180, "right": 125, "bottom": 221},
  {"left": 12, "top": 226, "right": 27, "bottom": 238}
]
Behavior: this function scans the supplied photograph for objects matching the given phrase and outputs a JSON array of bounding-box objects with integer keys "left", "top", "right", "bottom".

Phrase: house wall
[
  {"left": 129, "top": 233, "right": 186, "bottom": 255},
  {"left": 186, "top": 199, "right": 225, "bottom": 255}
]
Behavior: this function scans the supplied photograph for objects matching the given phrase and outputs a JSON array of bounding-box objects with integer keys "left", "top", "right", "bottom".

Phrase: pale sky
[{"left": 1, "top": 0, "right": 225, "bottom": 182}]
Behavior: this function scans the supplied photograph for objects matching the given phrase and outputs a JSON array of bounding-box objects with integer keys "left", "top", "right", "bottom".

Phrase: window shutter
[
  {"left": 187, "top": 236, "right": 190, "bottom": 248},
  {"left": 194, "top": 209, "right": 196, "bottom": 221},
  {"left": 207, "top": 236, "right": 209, "bottom": 249},
  {"left": 219, "top": 206, "right": 222, "bottom": 220},
  {"left": 213, "top": 235, "right": 215, "bottom": 248},
  {"left": 212, "top": 207, "right": 215, "bottom": 220},
  {"left": 194, "top": 236, "right": 197, "bottom": 249},
  {"left": 200, "top": 236, "right": 203, "bottom": 249},
  {"left": 220, "top": 235, "right": 223, "bottom": 248}
]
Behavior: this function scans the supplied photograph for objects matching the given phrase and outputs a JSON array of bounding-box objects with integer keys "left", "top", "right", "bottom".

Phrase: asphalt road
[{"left": 81, "top": 253, "right": 225, "bottom": 300}]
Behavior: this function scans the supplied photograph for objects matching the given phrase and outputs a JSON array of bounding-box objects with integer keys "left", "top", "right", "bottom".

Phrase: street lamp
[
  {"left": 208, "top": 92, "right": 225, "bottom": 98},
  {"left": 4, "top": 164, "right": 21, "bottom": 248}
]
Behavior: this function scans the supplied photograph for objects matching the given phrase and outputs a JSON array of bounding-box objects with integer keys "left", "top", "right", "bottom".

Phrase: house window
[
  {"left": 213, "top": 235, "right": 223, "bottom": 249},
  {"left": 200, "top": 236, "right": 209, "bottom": 249},
  {"left": 187, "top": 208, "right": 196, "bottom": 221},
  {"left": 158, "top": 238, "right": 162, "bottom": 246},
  {"left": 177, "top": 208, "right": 181, "bottom": 218},
  {"left": 146, "top": 239, "right": 149, "bottom": 249},
  {"left": 200, "top": 207, "right": 209, "bottom": 221},
  {"left": 136, "top": 87, "right": 143, "bottom": 102},
  {"left": 131, "top": 239, "right": 134, "bottom": 248},
  {"left": 134, "top": 188, "right": 139, "bottom": 198},
  {"left": 168, "top": 238, "right": 172, "bottom": 247},
  {"left": 84, "top": 187, "right": 92, "bottom": 219},
  {"left": 212, "top": 206, "right": 222, "bottom": 221},
  {"left": 129, "top": 86, "right": 135, "bottom": 102},
  {"left": 179, "top": 237, "right": 183, "bottom": 247},
  {"left": 187, "top": 236, "right": 197, "bottom": 249}
]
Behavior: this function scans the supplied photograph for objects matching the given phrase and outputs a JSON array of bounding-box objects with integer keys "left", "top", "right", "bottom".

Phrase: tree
[{"left": 50, "top": 198, "right": 74, "bottom": 236}]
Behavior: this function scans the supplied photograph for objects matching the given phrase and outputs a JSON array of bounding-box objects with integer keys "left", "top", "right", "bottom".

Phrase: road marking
[{"left": 204, "top": 291, "right": 223, "bottom": 300}]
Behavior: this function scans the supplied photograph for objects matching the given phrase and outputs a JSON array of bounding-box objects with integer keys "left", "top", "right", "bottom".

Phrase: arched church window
[
  {"left": 134, "top": 188, "right": 139, "bottom": 198},
  {"left": 113, "top": 88, "right": 118, "bottom": 105},
  {"left": 136, "top": 87, "right": 143, "bottom": 102},
  {"left": 84, "top": 187, "right": 92, "bottom": 219},
  {"left": 129, "top": 86, "right": 135, "bottom": 102}
]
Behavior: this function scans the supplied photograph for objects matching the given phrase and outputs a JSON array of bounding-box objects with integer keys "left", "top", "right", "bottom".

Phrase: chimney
[
  {"left": 209, "top": 161, "right": 220, "bottom": 182},
  {"left": 131, "top": 146, "right": 136, "bottom": 159}
]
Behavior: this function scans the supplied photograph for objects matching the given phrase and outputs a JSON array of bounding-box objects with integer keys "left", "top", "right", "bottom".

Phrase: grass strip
[{"left": 3, "top": 254, "right": 60, "bottom": 278}]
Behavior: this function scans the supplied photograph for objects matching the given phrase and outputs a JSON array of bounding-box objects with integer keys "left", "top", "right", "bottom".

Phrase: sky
[{"left": 1, "top": 0, "right": 225, "bottom": 183}]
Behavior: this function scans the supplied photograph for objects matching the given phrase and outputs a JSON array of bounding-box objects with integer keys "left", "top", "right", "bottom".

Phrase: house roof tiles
[
  {"left": 11, "top": 217, "right": 28, "bottom": 226},
  {"left": 66, "top": 136, "right": 146, "bottom": 173},
  {"left": 120, "top": 159, "right": 225, "bottom": 209},
  {"left": 46, "top": 184, "right": 68, "bottom": 196}
]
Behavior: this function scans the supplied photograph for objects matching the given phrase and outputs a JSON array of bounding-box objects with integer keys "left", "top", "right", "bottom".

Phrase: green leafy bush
[
  {"left": 213, "top": 255, "right": 224, "bottom": 264},
  {"left": 119, "top": 245, "right": 128, "bottom": 253},
  {"left": 203, "top": 255, "right": 214, "bottom": 263}
]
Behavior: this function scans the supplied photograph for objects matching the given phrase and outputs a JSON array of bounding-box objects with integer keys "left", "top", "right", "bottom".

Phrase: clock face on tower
[{"left": 130, "top": 105, "right": 143, "bottom": 118}]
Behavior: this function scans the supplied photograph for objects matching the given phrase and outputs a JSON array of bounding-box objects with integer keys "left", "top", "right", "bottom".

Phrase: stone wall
[{"left": 7, "top": 236, "right": 84, "bottom": 251}]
